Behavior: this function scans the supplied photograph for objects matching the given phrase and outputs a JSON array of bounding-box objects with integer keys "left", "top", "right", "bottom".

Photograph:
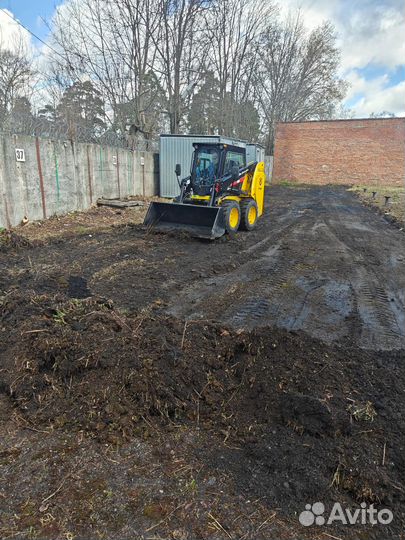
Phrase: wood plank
[{"left": 97, "top": 198, "right": 144, "bottom": 208}]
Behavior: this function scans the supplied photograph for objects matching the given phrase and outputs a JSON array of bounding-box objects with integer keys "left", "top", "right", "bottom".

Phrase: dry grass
[
  {"left": 8, "top": 196, "right": 166, "bottom": 243},
  {"left": 348, "top": 400, "right": 377, "bottom": 422},
  {"left": 349, "top": 185, "right": 405, "bottom": 226},
  {"left": 90, "top": 258, "right": 148, "bottom": 282}
]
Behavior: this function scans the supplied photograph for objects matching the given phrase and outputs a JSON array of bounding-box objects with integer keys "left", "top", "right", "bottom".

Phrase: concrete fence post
[
  {"left": 0, "top": 136, "right": 11, "bottom": 228},
  {"left": 0, "top": 134, "right": 159, "bottom": 228}
]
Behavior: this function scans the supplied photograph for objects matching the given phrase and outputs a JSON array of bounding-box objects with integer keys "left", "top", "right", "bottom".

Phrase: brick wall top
[
  {"left": 279, "top": 117, "right": 405, "bottom": 127},
  {"left": 273, "top": 117, "right": 405, "bottom": 187}
]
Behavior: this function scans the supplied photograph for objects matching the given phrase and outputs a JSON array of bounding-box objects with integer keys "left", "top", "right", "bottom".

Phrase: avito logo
[{"left": 299, "top": 501, "right": 393, "bottom": 526}]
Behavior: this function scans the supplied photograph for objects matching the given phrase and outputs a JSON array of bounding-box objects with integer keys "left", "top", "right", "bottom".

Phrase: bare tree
[
  {"left": 0, "top": 34, "right": 33, "bottom": 129},
  {"left": 27, "top": 0, "right": 347, "bottom": 148},
  {"left": 147, "top": 0, "right": 208, "bottom": 133},
  {"left": 204, "top": 0, "right": 274, "bottom": 135},
  {"left": 257, "top": 14, "right": 347, "bottom": 153},
  {"left": 104, "top": 0, "right": 165, "bottom": 136},
  {"left": 369, "top": 111, "right": 396, "bottom": 118},
  {"left": 50, "top": 0, "right": 165, "bottom": 138}
]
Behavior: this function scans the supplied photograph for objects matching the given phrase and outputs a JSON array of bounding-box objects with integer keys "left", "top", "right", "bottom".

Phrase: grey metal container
[
  {"left": 159, "top": 134, "right": 249, "bottom": 198},
  {"left": 246, "top": 143, "right": 265, "bottom": 164}
]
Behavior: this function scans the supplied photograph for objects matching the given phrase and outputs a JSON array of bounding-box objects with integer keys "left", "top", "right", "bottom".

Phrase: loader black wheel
[
  {"left": 221, "top": 200, "right": 241, "bottom": 234},
  {"left": 240, "top": 198, "right": 258, "bottom": 231}
]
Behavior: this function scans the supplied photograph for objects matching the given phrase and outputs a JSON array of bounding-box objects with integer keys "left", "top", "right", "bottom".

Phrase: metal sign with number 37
[{"left": 15, "top": 149, "right": 26, "bottom": 162}]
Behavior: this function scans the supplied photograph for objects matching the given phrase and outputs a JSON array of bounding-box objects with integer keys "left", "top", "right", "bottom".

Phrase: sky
[{"left": 0, "top": 0, "right": 404, "bottom": 117}]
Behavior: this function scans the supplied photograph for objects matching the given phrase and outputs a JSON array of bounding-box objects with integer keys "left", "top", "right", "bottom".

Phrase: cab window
[
  {"left": 195, "top": 147, "right": 220, "bottom": 181},
  {"left": 224, "top": 151, "right": 245, "bottom": 174}
]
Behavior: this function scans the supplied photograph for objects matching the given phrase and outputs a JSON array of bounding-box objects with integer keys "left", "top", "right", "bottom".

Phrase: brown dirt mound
[
  {"left": 1, "top": 290, "right": 404, "bottom": 535},
  {"left": 0, "top": 230, "right": 33, "bottom": 252}
]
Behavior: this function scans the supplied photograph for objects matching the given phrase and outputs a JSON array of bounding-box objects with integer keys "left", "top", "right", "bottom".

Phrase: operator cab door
[
  {"left": 223, "top": 148, "right": 246, "bottom": 190},
  {"left": 192, "top": 145, "right": 221, "bottom": 196}
]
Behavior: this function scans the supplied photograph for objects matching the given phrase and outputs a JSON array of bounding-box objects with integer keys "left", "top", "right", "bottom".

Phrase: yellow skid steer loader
[{"left": 144, "top": 142, "right": 266, "bottom": 239}]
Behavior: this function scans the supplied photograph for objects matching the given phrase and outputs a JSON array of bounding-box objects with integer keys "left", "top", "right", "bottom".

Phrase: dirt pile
[
  {"left": 1, "top": 290, "right": 404, "bottom": 530},
  {"left": 0, "top": 230, "right": 34, "bottom": 252}
]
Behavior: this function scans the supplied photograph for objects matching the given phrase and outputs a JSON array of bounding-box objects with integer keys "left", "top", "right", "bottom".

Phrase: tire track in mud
[
  {"left": 167, "top": 187, "right": 405, "bottom": 350},
  {"left": 224, "top": 247, "right": 310, "bottom": 329},
  {"left": 5, "top": 185, "right": 402, "bottom": 350},
  {"left": 322, "top": 194, "right": 405, "bottom": 349},
  {"left": 219, "top": 198, "right": 328, "bottom": 329}
]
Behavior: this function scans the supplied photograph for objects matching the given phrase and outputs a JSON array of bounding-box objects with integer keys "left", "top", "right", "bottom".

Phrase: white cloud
[
  {"left": 339, "top": 5, "right": 405, "bottom": 71},
  {"left": 0, "top": 9, "right": 32, "bottom": 52},
  {"left": 278, "top": 0, "right": 405, "bottom": 116},
  {"left": 279, "top": 0, "right": 339, "bottom": 30},
  {"left": 349, "top": 76, "right": 405, "bottom": 117},
  {"left": 280, "top": 0, "right": 405, "bottom": 72},
  {"left": 1, "top": 1, "right": 404, "bottom": 118},
  {"left": 344, "top": 71, "right": 390, "bottom": 102}
]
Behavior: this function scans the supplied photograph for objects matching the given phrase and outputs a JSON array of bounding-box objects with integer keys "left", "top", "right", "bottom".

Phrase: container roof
[{"left": 160, "top": 134, "right": 264, "bottom": 148}]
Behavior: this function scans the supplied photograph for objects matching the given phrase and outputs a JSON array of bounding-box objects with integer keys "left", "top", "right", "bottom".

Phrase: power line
[
  {"left": 0, "top": 7, "right": 119, "bottom": 82},
  {"left": 0, "top": 7, "right": 68, "bottom": 64}
]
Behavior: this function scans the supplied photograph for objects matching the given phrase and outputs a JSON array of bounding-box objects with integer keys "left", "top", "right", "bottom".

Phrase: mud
[
  {"left": 1, "top": 185, "right": 404, "bottom": 539},
  {"left": 2, "top": 186, "right": 404, "bottom": 349},
  {"left": 168, "top": 186, "right": 405, "bottom": 350}
]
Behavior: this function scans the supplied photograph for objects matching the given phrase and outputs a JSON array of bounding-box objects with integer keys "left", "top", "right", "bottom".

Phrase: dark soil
[
  {"left": 351, "top": 186, "right": 405, "bottom": 229},
  {"left": 1, "top": 185, "right": 404, "bottom": 539},
  {"left": 0, "top": 230, "right": 34, "bottom": 252}
]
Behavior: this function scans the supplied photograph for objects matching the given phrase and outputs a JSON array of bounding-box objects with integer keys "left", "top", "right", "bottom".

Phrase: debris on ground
[
  {"left": 2, "top": 196, "right": 164, "bottom": 243},
  {"left": 350, "top": 185, "right": 405, "bottom": 228},
  {"left": 96, "top": 197, "right": 145, "bottom": 208},
  {"left": 0, "top": 229, "right": 33, "bottom": 252},
  {"left": 1, "top": 289, "right": 404, "bottom": 539},
  {"left": 1, "top": 185, "right": 404, "bottom": 539}
]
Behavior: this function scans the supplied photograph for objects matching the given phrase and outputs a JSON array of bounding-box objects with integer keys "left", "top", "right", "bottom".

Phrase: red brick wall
[{"left": 273, "top": 118, "right": 405, "bottom": 186}]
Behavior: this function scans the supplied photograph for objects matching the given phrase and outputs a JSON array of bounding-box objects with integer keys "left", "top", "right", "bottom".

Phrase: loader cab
[
  {"left": 193, "top": 145, "right": 221, "bottom": 184},
  {"left": 223, "top": 147, "right": 246, "bottom": 175},
  {"left": 191, "top": 143, "right": 246, "bottom": 195}
]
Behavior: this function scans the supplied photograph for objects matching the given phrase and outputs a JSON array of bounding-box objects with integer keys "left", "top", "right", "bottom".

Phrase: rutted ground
[
  {"left": 2, "top": 185, "right": 404, "bottom": 349},
  {"left": 1, "top": 185, "right": 404, "bottom": 539},
  {"left": 168, "top": 186, "right": 405, "bottom": 350}
]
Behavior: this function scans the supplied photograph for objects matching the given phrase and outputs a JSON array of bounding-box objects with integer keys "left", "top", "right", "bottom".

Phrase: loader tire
[
  {"left": 221, "top": 200, "right": 241, "bottom": 234},
  {"left": 240, "top": 198, "right": 258, "bottom": 231}
]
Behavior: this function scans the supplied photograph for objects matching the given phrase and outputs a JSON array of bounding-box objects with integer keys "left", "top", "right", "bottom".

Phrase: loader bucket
[{"left": 143, "top": 202, "right": 225, "bottom": 239}]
